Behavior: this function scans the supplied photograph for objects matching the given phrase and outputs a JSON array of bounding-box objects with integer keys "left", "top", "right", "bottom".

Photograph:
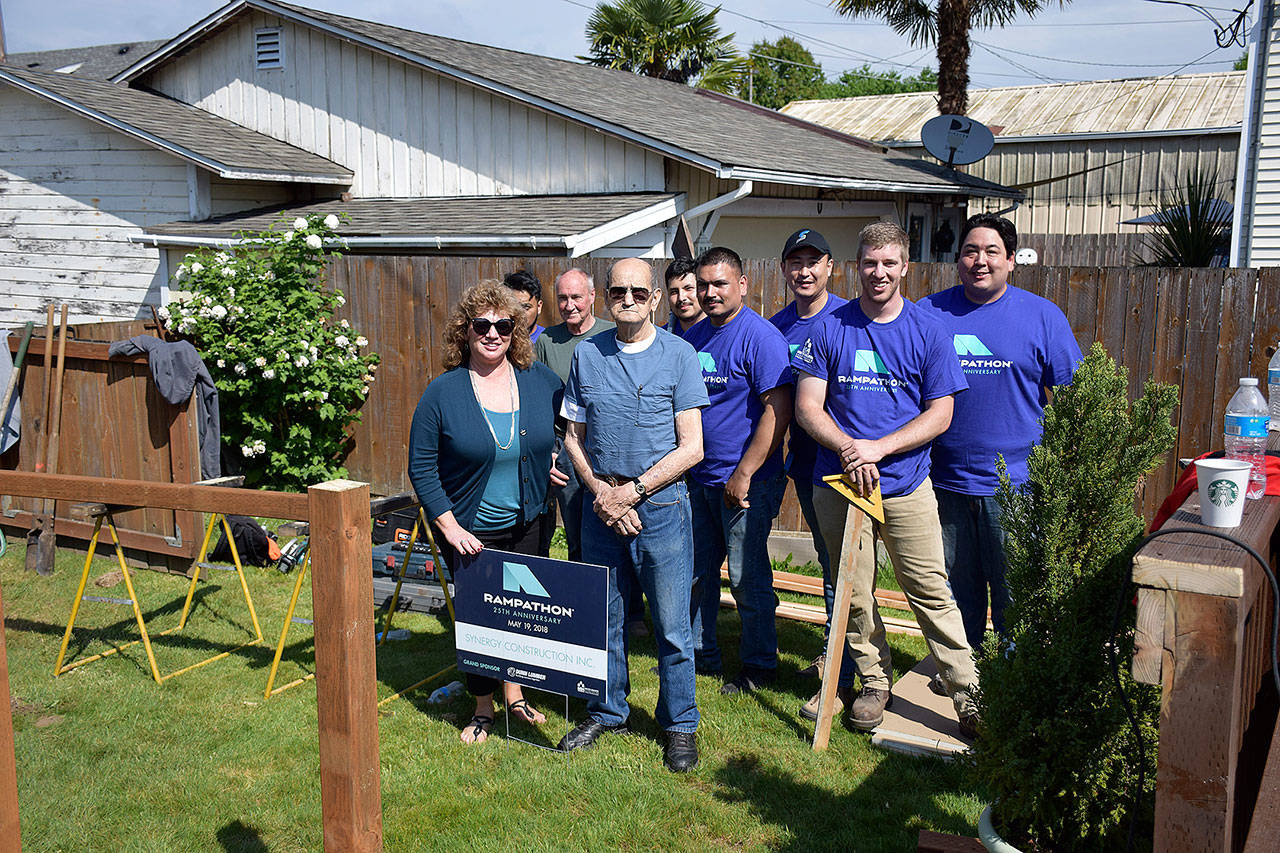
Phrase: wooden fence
[
  {"left": 1019, "top": 232, "right": 1152, "bottom": 267},
  {"left": 0, "top": 318, "right": 203, "bottom": 570},
  {"left": 332, "top": 257, "right": 1280, "bottom": 529}
]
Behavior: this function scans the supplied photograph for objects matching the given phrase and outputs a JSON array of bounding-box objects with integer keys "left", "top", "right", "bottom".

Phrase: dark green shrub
[{"left": 969, "top": 342, "right": 1177, "bottom": 850}]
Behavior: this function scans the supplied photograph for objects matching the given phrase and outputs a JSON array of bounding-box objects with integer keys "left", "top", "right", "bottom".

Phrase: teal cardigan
[{"left": 407, "top": 363, "right": 562, "bottom": 530}]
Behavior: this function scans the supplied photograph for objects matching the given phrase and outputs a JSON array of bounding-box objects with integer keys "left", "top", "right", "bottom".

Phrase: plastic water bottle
[
  {"left": 1269, "top": 347, "right": 1280, "bottom": 429},
  {"left": 1225, "top": 378, "right": 1268, "bottom": 499},
  {"left": 427, "top": 680, "right": 465, "bottom": 704}
]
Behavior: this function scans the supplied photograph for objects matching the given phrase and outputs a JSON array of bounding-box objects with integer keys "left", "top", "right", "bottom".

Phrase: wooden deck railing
[
  {"left": 0, "top": 471, "right": 380, "bottom": 853},
  {"left": 1132, "top": 433, "right": 1280, "bottom": 851}
]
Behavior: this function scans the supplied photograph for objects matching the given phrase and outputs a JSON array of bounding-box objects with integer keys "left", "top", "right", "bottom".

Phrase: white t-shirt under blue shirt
[
  {"left": 562, "top": 327, "right": 709, "bottom": 482},
  {"left": 919, "top": 284, "right": 1081, "bottom": 495},
  {"left": 792, "top": 298, "right": 966, "bottom": 498}
]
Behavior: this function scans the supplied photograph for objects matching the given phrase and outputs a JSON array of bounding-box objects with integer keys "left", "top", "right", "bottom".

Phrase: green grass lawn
[{"left": 3, "top": 535, "right": 983, "bottom": 852}]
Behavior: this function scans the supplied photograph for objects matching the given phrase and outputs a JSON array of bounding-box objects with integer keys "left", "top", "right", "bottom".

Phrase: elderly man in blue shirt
[{"left": 558, "top": 257, "right": 709, "bottom": 772}]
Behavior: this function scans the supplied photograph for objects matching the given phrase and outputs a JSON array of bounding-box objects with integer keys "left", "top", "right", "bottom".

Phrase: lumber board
[
  {"left": 309, "top": 480, "right": 381, "bottom": 852},
  {"left": 7, "top": 335, "right": 146, "bottom": 363},
  {"left": 1154, "top": 589, "right": 1245, "bottom": 852},
  {"left": 725, "top": 567, "right": 915, "bottom": 612},
  {"left": 0, "top": 581, "right": 20, "bottom": 851},
  {"left": 1241, "top": 720, "right": 1280, "bottom": 853},
  {"left": 916, "top": 830, "right": 985, "bottom": 852},
  {"left": 1132, "top": 491, "right": 1280, "bottom": 598},
  {"left": 1133, "top": 587, "right": 1166, "bottom": 685},
  {"left": 0, "top": 471, "right": 308, "bottom": 520},
  {"left": 720, "top": 594, "right": 923, "bottom": 637}
]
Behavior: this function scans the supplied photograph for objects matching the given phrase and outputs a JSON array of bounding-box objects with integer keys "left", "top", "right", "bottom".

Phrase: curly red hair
[{"left": 441, "top": 280, "right": 534, "bottom": 371}]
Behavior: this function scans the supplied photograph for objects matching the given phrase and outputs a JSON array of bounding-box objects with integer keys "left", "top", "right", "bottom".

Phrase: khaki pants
[{"left": 811, "top": 477, "right": 977, "bottom": 716}]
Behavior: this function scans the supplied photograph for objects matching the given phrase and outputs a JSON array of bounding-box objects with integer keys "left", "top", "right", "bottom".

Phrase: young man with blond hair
[{"left": 792, "top": 221, "right": 979, "bottom": 738}]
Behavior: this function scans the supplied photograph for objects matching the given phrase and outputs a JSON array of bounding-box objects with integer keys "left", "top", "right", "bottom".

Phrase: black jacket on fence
[{"left": 108, "top": 335, "right": 221, "bottom": 481}]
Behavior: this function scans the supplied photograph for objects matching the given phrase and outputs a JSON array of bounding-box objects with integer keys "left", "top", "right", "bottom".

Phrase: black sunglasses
[
  {"left": 470, "top": 317, "right": 516, "bottom": 337},
  {"left": 607, "top": 286, "right": 652, "bottom": 302}
]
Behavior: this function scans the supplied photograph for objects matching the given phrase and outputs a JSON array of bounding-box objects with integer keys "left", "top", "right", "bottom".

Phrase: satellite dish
[{"left": 921, "top": 115, "right": 995, "bottom": 168}]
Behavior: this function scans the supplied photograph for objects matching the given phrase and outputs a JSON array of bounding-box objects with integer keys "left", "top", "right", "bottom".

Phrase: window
[{"left": 255, "top": 28, "right": 284, "bottom": 70}]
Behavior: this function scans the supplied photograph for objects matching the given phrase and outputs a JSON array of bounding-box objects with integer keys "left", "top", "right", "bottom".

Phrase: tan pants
[{"left": 812, "top": 478, "right": 977, "bottom": 717}]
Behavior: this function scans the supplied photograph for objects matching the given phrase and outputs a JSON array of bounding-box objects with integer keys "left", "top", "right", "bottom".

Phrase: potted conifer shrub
[{"left": 969, "top": 343, "right": 1178, "bottom": 851}]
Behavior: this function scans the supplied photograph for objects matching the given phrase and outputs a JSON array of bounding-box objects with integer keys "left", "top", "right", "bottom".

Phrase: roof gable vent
[{"left": 255, "top": 28, "right": 284, "bottom": 70}]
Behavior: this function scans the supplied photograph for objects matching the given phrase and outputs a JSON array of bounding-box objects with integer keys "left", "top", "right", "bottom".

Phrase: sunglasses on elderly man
[
  {"left": 607, "top": 285, "right": 652, "bottom": 302},
  {"left": 470, "top": 317, "right": 516, "bottom": 337}
]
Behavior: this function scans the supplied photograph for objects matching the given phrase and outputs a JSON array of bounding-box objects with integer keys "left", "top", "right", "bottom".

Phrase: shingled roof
[
  {"left": 0, "top": 64, "right": 352, "bottom": 184},
  {"left": 143, "top": 193, "right": 684, "bottom": 256},
  {"left": 115, "top": 0, "right": 1018, "bottom": 199},
  {"left": 5, "top": 40, "right": 167, "bottom": 79}
]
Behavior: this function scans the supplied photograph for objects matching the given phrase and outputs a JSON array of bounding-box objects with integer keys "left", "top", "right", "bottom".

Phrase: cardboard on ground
[
  {"left": 821, "top": 474, "right": 885, "bottom": 523},
  {"left": 871, "top": 656, "right": 971, "bottom": 759}
]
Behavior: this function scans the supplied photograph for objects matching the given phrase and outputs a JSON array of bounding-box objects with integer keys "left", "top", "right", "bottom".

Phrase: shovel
[
  {"left": 30, "top": 306, "right": 68, "bottom": 576},
  {"left": 0, "top": 322, "right": 36, "bottom": 446},
  {"left": 25, "top": 307, "right": 56, "bottom": 573}
]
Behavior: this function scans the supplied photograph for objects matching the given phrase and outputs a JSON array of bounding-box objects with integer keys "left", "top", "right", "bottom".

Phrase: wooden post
[
  {"left": 0, "top": 580, "right": 22, "bottom": 852},
  {"left": 813, "top": 503, "right": 864, "bottom": 751},
  {"left": 308, "top": 480, "right": 381, "bottom": 853}
]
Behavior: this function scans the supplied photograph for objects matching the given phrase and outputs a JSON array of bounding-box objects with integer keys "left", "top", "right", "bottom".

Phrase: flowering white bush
[{"left": 165, "top": 213, "right": 379, "bottom": 489}]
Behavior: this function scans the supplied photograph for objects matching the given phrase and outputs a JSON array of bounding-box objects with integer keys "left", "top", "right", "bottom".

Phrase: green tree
[
  {"left": 581, "top": 0, "right": 743, "bottom": 91},
  {"left": 1235, "top": 50, "right": 1248, "bottom": 70},
  {"left": 831, "top": 0, "right": 1070, "bottom": 115},
  {"left": 819, "top": 64, "right": 938, "bottom": 99},
  {"left": 735, "top": 36, "right": 826, "bottom": 108}
]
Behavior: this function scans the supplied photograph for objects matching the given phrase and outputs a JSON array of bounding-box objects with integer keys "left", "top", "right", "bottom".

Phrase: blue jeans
[
  {"left": 794, "top": 476, "right": 857, "bottom": 682},
  {"left": 935, "top": 487, "right": 1009, "bottom": 650},
  {"left": 793, "top": 476, "right": 834, "bottom": 631},
  {"left": 581, "top": 480, "right": 699, "bottom": 732},
  {"left": 689, "top": 472, "right": 786, "bottom": 673},
  {"left": 553, "top": 440, "right": 584, "bottom": 563}
]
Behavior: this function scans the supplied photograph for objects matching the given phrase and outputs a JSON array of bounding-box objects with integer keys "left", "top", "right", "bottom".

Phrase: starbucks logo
[{"left": 1208, "top": 478, "right": 1239, "bottom": 508}]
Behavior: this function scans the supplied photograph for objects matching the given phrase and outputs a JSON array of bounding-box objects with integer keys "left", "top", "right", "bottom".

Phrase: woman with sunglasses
[{"left": 408, "top": 281, "right": 567, "bottom": 744}]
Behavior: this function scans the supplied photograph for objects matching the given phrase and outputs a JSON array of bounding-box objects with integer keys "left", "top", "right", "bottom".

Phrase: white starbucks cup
[{"left": 1195, "top": 458, "right": 1252, "bottom": 527}]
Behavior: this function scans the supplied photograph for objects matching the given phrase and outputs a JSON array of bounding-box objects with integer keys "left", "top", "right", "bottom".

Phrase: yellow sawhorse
[
  {"left": 264, "top": 501, "right": 457, "bottom": 703},
  {"left": 54, "top": 493, "right": 263, "bottom": 684}
]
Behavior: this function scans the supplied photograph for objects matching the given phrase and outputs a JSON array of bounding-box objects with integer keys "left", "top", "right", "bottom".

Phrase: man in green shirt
[{"left": 535, "top": 268, "right": 615, "bottom": 563}]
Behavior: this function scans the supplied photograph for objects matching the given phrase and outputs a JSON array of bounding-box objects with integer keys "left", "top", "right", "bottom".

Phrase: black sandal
[
  {"left": 462, "top": 714, "right": 494, "bottom": 742},
  {"left": 507, "top": 699, "right": 543, "bottom": 724}
]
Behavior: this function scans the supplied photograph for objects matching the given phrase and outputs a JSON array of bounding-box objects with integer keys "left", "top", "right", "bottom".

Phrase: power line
[
  {"left": 759, "top": 17, "right": 1207, "bottom": 27},
  {"left": 973, "top": 41, "right": 1065, "bottom": 85},
  {"left": 972, "top": 38, "right": 1239, "bottom": 68},
  {"left": 1008, "top": 44, "right": 1232, "bottom": 134}
]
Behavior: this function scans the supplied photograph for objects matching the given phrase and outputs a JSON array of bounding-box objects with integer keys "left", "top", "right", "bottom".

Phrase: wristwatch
[{"left": 632, "top": 478, "right": 648, "bottom": 499}]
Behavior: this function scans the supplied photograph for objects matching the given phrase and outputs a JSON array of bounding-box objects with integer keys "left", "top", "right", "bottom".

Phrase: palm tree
[
  {"left": 581, "top": 0, "right": 744, "bottom": 92},
  {"left": 831, "top": 0, "right": 1069, "bottom": 115}
]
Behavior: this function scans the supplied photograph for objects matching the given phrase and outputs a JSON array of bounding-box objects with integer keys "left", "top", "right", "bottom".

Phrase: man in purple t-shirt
[
  {"left": 685, "top": 246, "right": 793, "bottom": 695},
  {"left": 767, "top": 228, "right": 849, "bottom": 698},
  {"left": 920, "top": 214, "right": 1081, "bottom": 650},
  {"left": 793, "top": 221, "right": 979, "bottom": 739}
]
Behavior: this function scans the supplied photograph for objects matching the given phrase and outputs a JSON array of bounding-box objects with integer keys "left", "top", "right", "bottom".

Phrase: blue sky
[{"left": 1, "top": 0, "right": 1251, "bottom": 89}]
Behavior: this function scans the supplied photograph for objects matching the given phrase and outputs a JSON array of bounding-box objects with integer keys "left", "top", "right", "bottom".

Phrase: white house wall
[
  {"left": 894, "top": 132, "right": 1240, "bottom": 238},
  {"left": 0, "top": 86, "right": 195, "bottom": 324},
  {"left": 1248, "top": 17, "right": 1280, "bottom": 265},
  {"left": 138, "top": 11, "right": 666, "bottom": 199}
]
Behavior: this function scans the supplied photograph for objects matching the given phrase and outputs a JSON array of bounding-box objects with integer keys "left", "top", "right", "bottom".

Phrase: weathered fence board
[{"left": 2, "top": 321, "right": 202, "bottom": 568}]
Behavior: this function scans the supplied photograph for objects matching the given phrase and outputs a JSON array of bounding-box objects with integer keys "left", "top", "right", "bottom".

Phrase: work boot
[
  {"left": 847, "top": 685, "right": 892, "bottom": 731},
  {"left": 799, "top": 685, "right": 853, "bottom": 721}
]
